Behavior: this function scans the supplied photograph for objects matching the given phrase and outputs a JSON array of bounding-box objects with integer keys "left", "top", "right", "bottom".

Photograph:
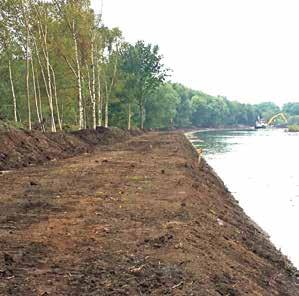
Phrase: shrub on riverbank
[{"left": 288, "top": 125, "right": 299, "bottom": 132}]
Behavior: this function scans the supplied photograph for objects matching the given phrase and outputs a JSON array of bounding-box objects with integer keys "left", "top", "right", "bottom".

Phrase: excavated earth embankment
[
  {"left": 0, "top": 130, "right": 298, "bottom": 295},
  {"left": 0, "top": 126, "right": 143, "bottom": 171}
]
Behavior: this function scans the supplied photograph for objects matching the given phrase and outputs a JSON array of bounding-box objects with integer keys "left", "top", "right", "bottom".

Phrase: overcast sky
[{"left": 91, "top": 0, "right": 299, "bottom": 106}]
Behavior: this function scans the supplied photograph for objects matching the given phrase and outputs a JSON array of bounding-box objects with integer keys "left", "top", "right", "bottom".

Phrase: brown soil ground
[{"left": 0, "top": 131, "right": 298, "bottom": 295}]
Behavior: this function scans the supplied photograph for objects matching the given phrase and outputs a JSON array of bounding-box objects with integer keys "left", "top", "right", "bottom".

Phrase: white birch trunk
[
  {"left": 128, "top": 102, "right": 132, "bottom": 130},
  {"left": 103, "top": 54, "right": 118, "bottom": 129},
  {"left": 50, "top": 64, "right": 62, "bottom": 130},
  {"left": 42, "top": 32, "right": 56, "bottom": 132},
  {"left": 81, "top": 75, "right": 87, "bottom": 129},
  {"left": 73, "top": 21, "right": 84, "bottom": 130},
  {"left": 91, "top": 34, "right": 96, "bottom": 129},
  {"left": 25, "top": 26, "right": 31, "bottom": 130},
  {"left": 33, "top": 38, "right": 49, "bottom": 99},
  {"left": 8, "top": 60, "right": 18, "bottom": 122},
  {"left": 97, "top": 65, "right": 102, "bottom": 126},
  {"left": 104, "top": 81, "right": 109, "bottom": 128},
  {"left": 36, "top": 75, "right": 45, "bottom": 132},
  {"left": 31, "top": 58, "right": 41, "bottom": 127}
]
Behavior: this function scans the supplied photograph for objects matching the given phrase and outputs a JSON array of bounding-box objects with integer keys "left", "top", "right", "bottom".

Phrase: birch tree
[
  {"left": 8, "top": 60, "right": 18, "bottom": 122},
  {"left": 94, "top": 25, "right": 105, "bottom": 126},
  {"left": 0, "top": 1, "right": 22, "bottom": 123},
  {"left": 20, "top": 0, "right": 32, "bottom": 130},
  {"left": 101, "top": 27, "right": 122, "bottom": 128},
  {"left": 31, "top": 57, "right": 42, "bottom": 128},
  {"left": 89, "top": 26, "right": 97, "bottom": 129},
  {"left": 32, "top": 2, "right": 57, "bottom": 132},
  {"left": 53, "top": 0, "right": 91, "bottom": 130}
]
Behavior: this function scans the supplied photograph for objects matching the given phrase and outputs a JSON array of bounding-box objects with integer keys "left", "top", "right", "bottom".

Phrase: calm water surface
[{"left": 190, "top": 129, "right": 299, "bottom": 268}]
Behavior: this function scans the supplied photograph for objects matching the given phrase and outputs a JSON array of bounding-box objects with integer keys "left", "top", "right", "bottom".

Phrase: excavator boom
[{"left": 267, "top": 113, "right": 288, "bottom": 125}]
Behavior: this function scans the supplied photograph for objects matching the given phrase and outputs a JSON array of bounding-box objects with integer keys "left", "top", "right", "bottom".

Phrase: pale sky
[{"left": 91, "top": 0, "right": 299, "bottom": 106}]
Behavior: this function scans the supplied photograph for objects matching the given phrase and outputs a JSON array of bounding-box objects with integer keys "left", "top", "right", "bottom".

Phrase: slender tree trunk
[
  {"left": 73, "top": 21, "right": 84, "bottom": 130},
  {"left": 50, "top": 65, "right": 62, "bottom": 130},
  {"left": 8, "top": 60, "right": 17, "bottom": 122},
  {"left": 97, "top": 66, "right": 102, "bottom": 126},
  {"left": 25, "top": 26, "right": 31, "bottom": 130},
  {"left": 33, "top": 38, "right": 49, "bottom": 99},
  {"left": 36, "top": 75, "right": 45, "bottom": 132},
  {"left": 45, "top": 60, "right": 56, "bottom": 132},
  {"left": 139, "top": 103, "right": 144, "bottom": 129},
  {"left": 81, "top": 75, "right": 87, "bottom": 129},
  {"left": 128, "top": 102, "right": 132, "bottom": 130},
  {"left": 21, "top": 1, "right": 31, "bottom": 130},
  {"left": 91, "top": 34, "right": 96, "bottom": 129},
  {"left": 31, "top": 58, "right": 42, "bottom": 128},
  {"left": 61, "top": 102, "right": 64, "bottom": 127},
  {"left": 104, "top": 97, "right": 109, "bottom": 128},
  {"left": 43, "top": 40, "right": 56, "bottom": 132},
  {"left": 103, "top": 55, "right": 118, "bottom": 129},
  {"left": 87, "top": 68, "right": 95, "bottom": 129},
  {"left": 104, "top": 82, "right": 109, "bottom": 128}
]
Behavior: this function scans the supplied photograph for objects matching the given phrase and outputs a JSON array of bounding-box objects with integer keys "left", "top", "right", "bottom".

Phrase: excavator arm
[{"left": 268, "top": 113, "right": 288, "bottom": 125}]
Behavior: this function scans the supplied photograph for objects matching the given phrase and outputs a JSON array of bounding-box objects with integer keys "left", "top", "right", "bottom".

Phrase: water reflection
[{"left": 189, "top": 129, "right": 299, "bottom": 268}]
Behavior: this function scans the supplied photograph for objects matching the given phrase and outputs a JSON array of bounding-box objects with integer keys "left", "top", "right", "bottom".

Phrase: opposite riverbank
[
  {"left": 0, "top": 130, "right": 298, "bottom": 295},
  {"left": 184, "top": 126, "right": 255, "bottom": 139}
]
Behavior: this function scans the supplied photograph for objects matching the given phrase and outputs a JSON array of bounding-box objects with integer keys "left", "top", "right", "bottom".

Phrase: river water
[{"left": 189, "top": 128, "right": 299, "bottom": 269}]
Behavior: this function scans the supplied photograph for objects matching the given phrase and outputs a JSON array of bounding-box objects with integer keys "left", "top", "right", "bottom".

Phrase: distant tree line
[
  {"left": 141, "top": 85, "right": 299, "bottom": 129},
  {"left": 0, "top": 0, "right": 298, "bottom": 131}
]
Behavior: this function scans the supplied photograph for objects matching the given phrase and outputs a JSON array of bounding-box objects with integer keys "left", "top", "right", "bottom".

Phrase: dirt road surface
[{"left": 0, "top": 132, "right": 298, "bottom": 295}]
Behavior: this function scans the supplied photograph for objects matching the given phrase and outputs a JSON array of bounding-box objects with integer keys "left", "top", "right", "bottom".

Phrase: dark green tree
[
  {"left": 145, "top": 83, "right": 180, "bottom": 129},
  {"left": 283, "top": 102, "right": 299, "bottom": 116},
  {"left": 120, "top": 41, "right": 168, "bottom": 128}
]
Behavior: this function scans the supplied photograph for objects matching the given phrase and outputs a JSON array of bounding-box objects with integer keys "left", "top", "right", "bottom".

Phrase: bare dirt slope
[
  {"left": 0, "top": 132, "right": 298, "bottom": 295},
  {"left": 0, "top": 127, "right": 141, "bottom": 171}
]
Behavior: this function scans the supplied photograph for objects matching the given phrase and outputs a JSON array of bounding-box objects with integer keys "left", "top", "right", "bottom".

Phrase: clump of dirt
[{"left": 0, "top": 127, "right": 142, "bottom": 171}]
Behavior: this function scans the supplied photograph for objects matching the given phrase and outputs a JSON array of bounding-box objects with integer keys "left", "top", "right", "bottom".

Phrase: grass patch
[
  {"left": 288, "top": 125, "right": 299, "bottom": 132},
  {"left": 129, "top": 175, "right": 144, "bottom": 181}
]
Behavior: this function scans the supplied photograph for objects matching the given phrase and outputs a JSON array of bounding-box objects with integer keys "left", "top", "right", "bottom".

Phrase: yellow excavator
[
  {"left": 267, "top": 113, "right": 288, "bottom": 126},
  {"left": 255, "top": 113, "right": 288, "bottom": 129}
]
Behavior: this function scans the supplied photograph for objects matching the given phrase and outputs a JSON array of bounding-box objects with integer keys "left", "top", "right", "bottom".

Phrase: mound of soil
[{"left": 0, "top": 127, "right": 142, "bottom": 171}]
